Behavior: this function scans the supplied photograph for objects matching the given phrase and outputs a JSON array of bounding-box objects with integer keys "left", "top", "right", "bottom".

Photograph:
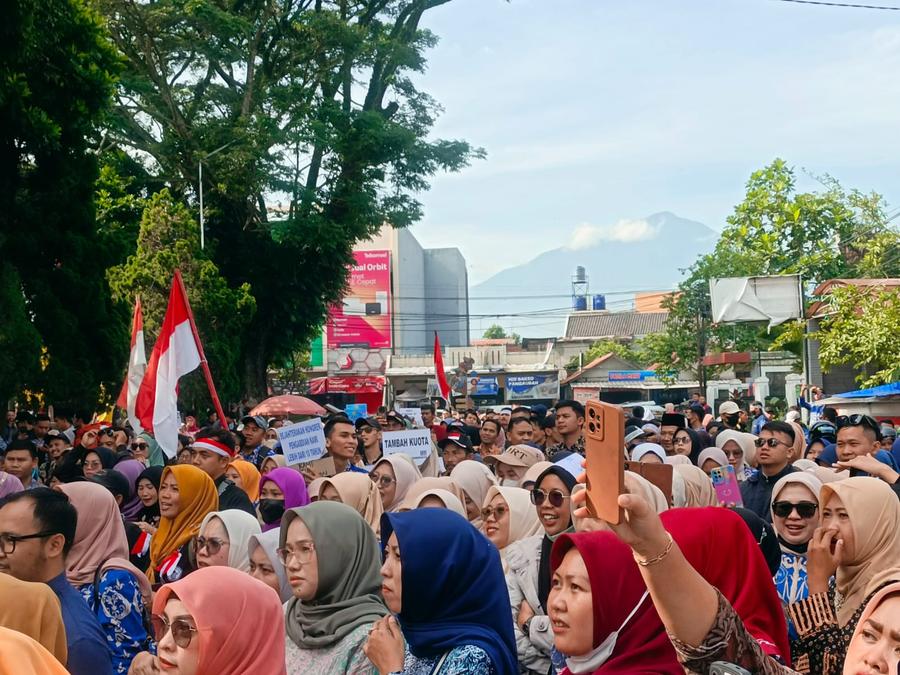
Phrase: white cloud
[{"left": 567, "top": 219, "right": 660, "bottom": 250}]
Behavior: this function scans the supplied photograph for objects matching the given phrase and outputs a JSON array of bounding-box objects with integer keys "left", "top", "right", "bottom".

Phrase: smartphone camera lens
[{"left": 588, "top": 421, "right": 596, "bottom": 433}]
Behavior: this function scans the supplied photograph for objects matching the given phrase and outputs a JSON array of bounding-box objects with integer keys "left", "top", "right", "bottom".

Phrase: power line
[{"left": 772, "top": 0, "right": 900, "bottom": 8}]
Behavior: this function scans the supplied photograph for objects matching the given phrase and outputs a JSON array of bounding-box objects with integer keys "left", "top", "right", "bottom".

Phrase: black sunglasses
[
  {"left": 530, "top": 488, "right": 570, "bottom": 508},
  {"left": 772, "top": 501, "right": 818, "bottom": 519},
  {"left": 836, "top": 414, "right": 882, "bottom": 438}
]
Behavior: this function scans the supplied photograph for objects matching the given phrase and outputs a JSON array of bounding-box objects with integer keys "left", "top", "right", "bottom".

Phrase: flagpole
[{"left": 173, "top": 269, "right": 228, "bottom": 428}]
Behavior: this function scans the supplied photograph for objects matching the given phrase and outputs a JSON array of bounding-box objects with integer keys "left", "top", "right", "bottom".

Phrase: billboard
[
  {"left": 709, "top": 275, "right": 802, "bottom": 328},
  {"left": 506, "top": 373, "right": 559, "bottom": 400},
  {"left": 327, "top": 250, "right": 392, "bottom": 349}
]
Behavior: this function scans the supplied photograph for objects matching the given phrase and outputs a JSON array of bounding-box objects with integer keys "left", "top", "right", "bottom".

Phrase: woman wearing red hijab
[
  {"left": 548, "top": 530, "right": 684, "bottom": 674},
  {"left": 570, "top": 488, "right": 795, "bottom": 674}
]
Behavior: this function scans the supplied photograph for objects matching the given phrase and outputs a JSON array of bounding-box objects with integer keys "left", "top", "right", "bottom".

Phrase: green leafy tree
[
  {"left": 482, "top": 324, "right": 508, "bottom": 339},
  {"left": 815, "top": 285, "right": 900, "bottom": 387},
  {"left": 0, "top": 0, "right": 124, "bottom": 404},
  {"left": 97, "top": 0, "right": 483, "bottom": 396},
  {"left": 567, "top": 339, "right": 640, "bottom": 371},
  {"left": 108, "top": 190, "right": 257, "bottom": 407},
  {"left": 646, "top": 160, "right": 898, "bottom": 384}
]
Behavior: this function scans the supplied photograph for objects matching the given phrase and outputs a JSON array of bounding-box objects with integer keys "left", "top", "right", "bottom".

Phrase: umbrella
[{"left": 249, "top": 395, "right": 326, "bottom": 417}]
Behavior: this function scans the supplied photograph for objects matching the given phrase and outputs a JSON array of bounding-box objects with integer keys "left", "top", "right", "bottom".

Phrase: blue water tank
[
  {"left": 593, "top": 294, "right": 606, "bottom": 310},
  {"left": 573, "top": 296, "right": 587, "bottom": 311}
]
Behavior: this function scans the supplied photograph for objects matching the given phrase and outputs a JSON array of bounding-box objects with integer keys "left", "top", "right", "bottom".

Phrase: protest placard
[
  {"left": 381, "top": 428, "right": 432, "bottom": 462},
  {"left": 395, "top": 407, "right": 424, "bottom": 428},
  {"left": 278, "top": 418, "right": 327, "bottom": 466},
  {"left": 344, "top": 403, "right": 368, "bottom": 421}
]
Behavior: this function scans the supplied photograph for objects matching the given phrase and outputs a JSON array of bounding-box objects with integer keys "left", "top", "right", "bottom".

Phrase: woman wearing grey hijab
[
  {"left": 248, "top": 529, "right": 292, "bottom": 602},
  {"left": 280, "top": 501, "right": 387, "bottom": 673}
]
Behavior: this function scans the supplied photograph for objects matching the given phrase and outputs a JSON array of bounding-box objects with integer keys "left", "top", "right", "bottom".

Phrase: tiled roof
[{"left": 564, "top": 311, "right": 668, "bottom": 339}]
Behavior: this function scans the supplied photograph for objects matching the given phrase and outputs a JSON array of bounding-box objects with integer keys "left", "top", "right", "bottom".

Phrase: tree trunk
[{"left": 242, "top": 331, "right": 270, "bottom": 401}]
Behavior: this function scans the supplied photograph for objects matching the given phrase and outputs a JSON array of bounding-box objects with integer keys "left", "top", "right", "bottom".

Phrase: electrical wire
[{"left": 772, "top": 0, "right": 900, "bottom": 7}]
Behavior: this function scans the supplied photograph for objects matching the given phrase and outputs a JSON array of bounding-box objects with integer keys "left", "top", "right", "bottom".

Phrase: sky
[{"left": 407, "top": 0, "right": 900, "bottom": 286}]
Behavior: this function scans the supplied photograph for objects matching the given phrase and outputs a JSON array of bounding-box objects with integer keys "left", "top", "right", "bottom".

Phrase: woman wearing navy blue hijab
[{"left": 364, "top": 509, "right": 517, "bottom": 675}]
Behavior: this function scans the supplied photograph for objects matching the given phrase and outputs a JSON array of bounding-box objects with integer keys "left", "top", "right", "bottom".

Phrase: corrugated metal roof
[{"left": 564, "top": 311, "right": 668, "bottom": 339}]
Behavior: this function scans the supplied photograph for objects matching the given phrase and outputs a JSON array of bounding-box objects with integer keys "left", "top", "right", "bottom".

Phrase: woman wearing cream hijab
[
  {"left": 481, "top": 485, "right": 541, "bottom": 570},
  {"left": 450, "top": 459, "right": 499, "bottom": 526},
  {"left": 370, "top": 454, "right": 421, "bottom": 512},
  {"left": 715, "top": 429, "right": 757, "bottom": 480},
  {"left": 401, "top": 476, "right": 468, "bottom": 512},
  {"left": 672, "top": 464, "right": 719, "bottom": 507},
  {"left": 787, "top": 476, "right": 900, "bottom": 674},
  {"left": 197, "top": 510, "right": 262, "bottom": 572},
  {"left": 319, "top": 472, "right": 384, "bottom": 533},
  {"left": 408, "top": 488, "right": 468, "bottom": 518}
]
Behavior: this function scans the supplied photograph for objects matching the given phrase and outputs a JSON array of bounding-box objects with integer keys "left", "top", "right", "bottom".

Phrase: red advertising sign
[{"left": 327, "top": 250, "right": 392, "bottom": 349}]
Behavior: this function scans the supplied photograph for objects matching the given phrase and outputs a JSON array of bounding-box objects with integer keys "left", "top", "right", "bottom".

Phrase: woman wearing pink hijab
[{"left": 150, "top": 566, "right": 286, "bottom": 674}]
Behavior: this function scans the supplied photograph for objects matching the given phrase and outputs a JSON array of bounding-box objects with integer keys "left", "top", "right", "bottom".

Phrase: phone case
[
  {"left": 710, "top": 465, "right": 743, "bottom": 506},
  {"left": 623, "top": 461, "right": 674, "bottom": 506},
  {"left": 584, "top": 400, "right": 625, "bottom": 524}
]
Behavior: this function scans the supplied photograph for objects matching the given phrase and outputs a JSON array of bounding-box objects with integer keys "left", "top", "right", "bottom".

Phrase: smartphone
[
  {"left": 710, "top": 465, "right": 743, "bottom": 507},
  {"left": 584, "top": 400, "right": 625, "bottom": 524},
  {"left": 710, "top": 662, "right": 752, "bottom": 675},
  {"left": 623, "top": 461, "right": 674, "bottom": 506}
]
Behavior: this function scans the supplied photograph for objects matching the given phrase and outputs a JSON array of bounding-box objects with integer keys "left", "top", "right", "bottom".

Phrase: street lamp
[{"left": 198, "top": 141, "right": 236, "bottom": 249}]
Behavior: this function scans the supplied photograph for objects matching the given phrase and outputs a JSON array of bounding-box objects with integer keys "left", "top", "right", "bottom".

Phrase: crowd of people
[{"left": 1, "top": 394, "right": 900, "bottom": 675}]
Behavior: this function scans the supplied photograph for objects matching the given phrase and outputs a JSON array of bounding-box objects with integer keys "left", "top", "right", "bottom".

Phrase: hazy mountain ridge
[{"left": 468, "top": 212, "right": 717, "bottom": 337}]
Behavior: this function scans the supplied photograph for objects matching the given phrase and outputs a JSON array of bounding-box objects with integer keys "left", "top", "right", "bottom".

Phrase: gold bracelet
[{"left": 634, "top": 532, "right": 674, "bottom": 567}]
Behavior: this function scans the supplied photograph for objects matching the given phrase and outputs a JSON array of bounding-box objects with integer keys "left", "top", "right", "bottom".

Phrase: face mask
[
  {"left": 258, "top": 499, "right": 286, "bottom": 524},
  {"left": 565, "top": 590, "right": 649, "bottom": 673},
  {"left": 500, "top": 479, "right": 520, "bottom": 488}
]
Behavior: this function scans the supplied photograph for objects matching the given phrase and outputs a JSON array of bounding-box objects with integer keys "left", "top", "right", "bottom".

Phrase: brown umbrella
[{"left": 249, "top": 395, "right": 326, "bottom": 417}]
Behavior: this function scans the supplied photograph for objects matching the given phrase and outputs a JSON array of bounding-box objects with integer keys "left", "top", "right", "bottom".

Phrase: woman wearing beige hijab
[
  {"left": 624, "top": 470, "right": 669, "bottom": 513},
  {"left": 787, "top": 476, "right": 900, "bottom": 674},
  {"left": 408, "top": 488, "right": 468, "bottom": 518},
  {"left": 370, "top": 454, "right": 421, "bottom": 512},
  {"left": 481, "top": 485, "right": 541, "bottom": 570},
  {"left": 715, "top": 429, "right": 757, "bottom": 480},
  {"left": 672, "top": 464, "right": 719, "bottom": 507},
  {"left": 319, "top": 472, "right": 384, "bottom": 533},
  {"left": 401, "top": 476, "right": 468, "bottom": 511},
  {"left": 450, "top": 459, "right": 499, "bottom": 526}
]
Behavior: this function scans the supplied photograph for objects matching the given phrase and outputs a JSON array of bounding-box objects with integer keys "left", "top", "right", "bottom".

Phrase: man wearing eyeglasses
[
  {"left": 739, "top": 421, "right": 799, "bottom": 522},
  {"left": 0, "top": 488, "right": 113, "bottom": 675},
  {"left": 355, "top": 417, "right": 383, "bottom": 467}
]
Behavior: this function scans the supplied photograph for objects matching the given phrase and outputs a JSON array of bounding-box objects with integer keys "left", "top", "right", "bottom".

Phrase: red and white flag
[
  {"left": 433, "top": 332, "right": 451, "bottom": 401},
  {"left": 117, "top": 297, "right": 147, "bottom": 435},
  {"left": 135, "top": 273, "right": 202, "bottom": 458}
]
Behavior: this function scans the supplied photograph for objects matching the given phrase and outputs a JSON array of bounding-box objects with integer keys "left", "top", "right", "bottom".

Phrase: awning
[{"left": 833, "top": 382, "right": 900, "bottom": 399}]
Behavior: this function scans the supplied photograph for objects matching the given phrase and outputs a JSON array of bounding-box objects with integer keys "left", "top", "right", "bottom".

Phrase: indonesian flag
[
  {"left": 433, "top": 332, "right": 451, "bottom": 401},
  {"left": 117, "top": 297, "right": 146, "bottom": 435},
  {"left": 135, "top": 272, "right": 201, "bottom": 458}
]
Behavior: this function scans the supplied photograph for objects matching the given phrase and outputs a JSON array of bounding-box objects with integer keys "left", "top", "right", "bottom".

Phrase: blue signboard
[
  {"left": 608, "top": 370, "right": 659, "bottom": 382},
  {"left": 506, "top": 374, "right": 559, "bottom": 400},
  {"left": 468, "top": 376, "right": 499, "bottom": 396}
]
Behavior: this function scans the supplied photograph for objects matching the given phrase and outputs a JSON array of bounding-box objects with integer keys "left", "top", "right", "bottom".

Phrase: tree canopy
[
  {"left": 0, "top": 0, "right": 123, "bottom": 404},
  {"left": 644, "top": 160, "right": 900, "bottom": 384},
  {"left": 97, "top": 0, "right": 482, "bottom": 397}
]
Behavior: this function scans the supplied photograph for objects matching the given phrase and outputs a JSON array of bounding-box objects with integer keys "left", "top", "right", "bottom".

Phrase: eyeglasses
[
  {"left": 722, "top": 448, "right": 743, "bottom": 458},
  {"left": 836, "top": 414, "right": 881, "bottom": 436},
  {"left": 481, "top": 505, "right": 509, "bottom": 521},
  {"left": 152, "top": 614, "right": 198, "bottom": 649},
  {"left": 193, "top": 536, "right": 228, "bottom": 556},
  {"left": 772, "top": 501, "right": 818, "bottom": 519},
  {"left": 277, "top": 541, "right": 316, "bottom": 565},
  {"left": 0, "top": 531, "right": 57, "bottom": 555},
  {"left": 131, "top": 443, "right": 148, "bottom": 451},
  {"left": 369, "top": 474, "right": 395, "bottom": 488},
  {"left": 754, "top": 437, "right": 791, "bottom": 449},
  {"left": 530, "top": 488, "right": 571, "bottom": 508},
  {"left": 673, "top": 436, "right": 691, "bottom": 445}
]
